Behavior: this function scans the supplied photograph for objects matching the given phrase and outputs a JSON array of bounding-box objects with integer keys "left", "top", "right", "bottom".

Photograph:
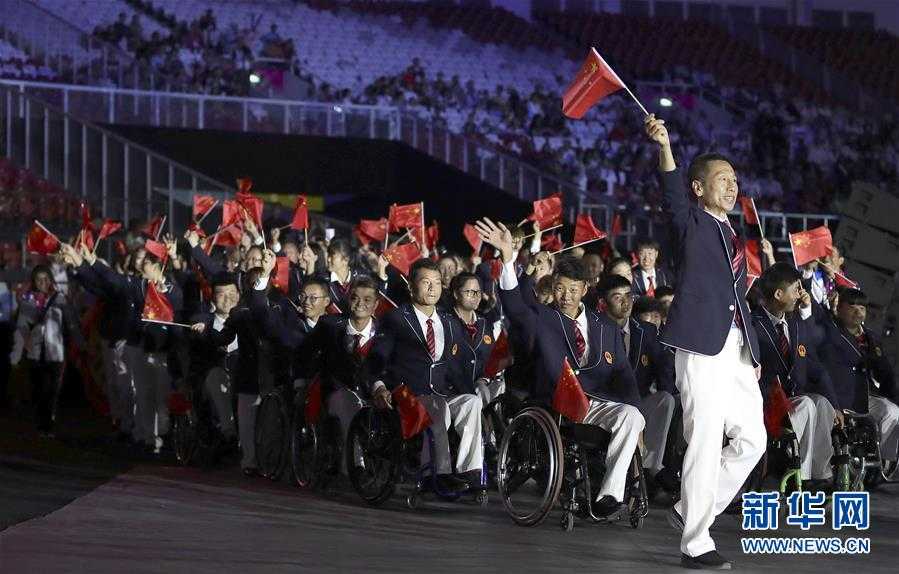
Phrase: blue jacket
[
  {"left": 367, "top": 304, "right": 470, "bottom": 397},
  {"left": 499, "top": 284, "right": 640, "bottom": 408},
  {"left": 299, "top": 314, "right": 380, "bottom": 395},
  {"left": 751, "top": 308, "right": 839, "bottom": 409},
  {"left": 621, "top": 317, "right": 676, "bottom": 398},
  {"left": 658, "top": 169, "right": 760, "bottom": 364},
  {"left": 818, "top": 319, "right": 896, "bottom": 413}
]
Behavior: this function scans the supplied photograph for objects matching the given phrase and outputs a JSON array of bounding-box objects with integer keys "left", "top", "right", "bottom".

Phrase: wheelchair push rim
[
  {"left": 346, "top": 407, "right": 401, "bottom": 506},
  {"left": 497, "top": 407, "right": 564, "bottom": 527},
  {"left": 255, "top": 391, "right": 290, "bottom": 481}
]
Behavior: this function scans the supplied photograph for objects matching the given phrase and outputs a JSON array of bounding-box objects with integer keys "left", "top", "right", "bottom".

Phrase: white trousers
[
  {"left": 583, "top": 399, "right": 645, "bottom": 502},
  {"left": 237, "top": 393, "right": 260, "bottom": 470},
  {"left": 639, "top": 391, "right": 676, "bottom": 474},
  {"left": 102, "top": 340, "right": 134, "bottom": 433},
  {"left": 128, "top": 347, "right": 170, "bottom": 446},
  {"left": 869, "top": 395, "right": 899, "bottom": 461},
  {"left": 787, "top": 393, "right": 835, "bottom": 480},
  {"left": 674, "top": 328, "right": 766, "bottom": 557},
  {"left": 419, "top": 394, "right": 483, "bottom": 475},
  {"left": 476, "top": 377, "right": 506, "bottom": 406},
  {"left": 327, "top": 386, "right": 366, "bottom": 473},
  {"left": 203, "top": 367, "right": 235, "bottom": 438}
]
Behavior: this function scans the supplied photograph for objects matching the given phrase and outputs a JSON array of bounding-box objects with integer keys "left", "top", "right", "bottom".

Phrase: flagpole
[
  {"left": 751, "top": 197, "right": 765, "bottom": 241},
  {"left": 517, "top": 218, "right": 530, "bottom": 227},
  {"left": 521, "top": 223, "right": 562, "bottom": 240},
  {"left": 195, "top": 200, "right": 219, "bottom": 226},
  {"left": 33, "top": 220, "right": 61, "bottom": 244},
  {"left": 552, "top": 236, "right": 606, "bottom": 255},
  {"left": 141, "top": 318, "right": 192, "bottom": 328},
  {"left": 592, "top": 47, "right": 648, "bottom": 117},
  {"left": 155, "top": 215, "right": 167, "bottom": 241}
]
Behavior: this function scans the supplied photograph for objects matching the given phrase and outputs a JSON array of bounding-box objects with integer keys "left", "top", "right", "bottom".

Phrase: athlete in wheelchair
[
  {"left": 475, "top": 219, "right": 648, "bottom": 530},
  {"left": 346, "top": 259, "right": 488, "bottom": 508},
  {"left": 819, "top": 287, "right": 899, "bottom": 491}
]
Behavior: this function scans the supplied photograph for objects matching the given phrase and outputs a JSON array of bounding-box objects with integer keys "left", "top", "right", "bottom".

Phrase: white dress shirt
[
  {"left": 346, "top": 317, "right": 374, "bottom": 348},
  {"left": 213, "top": 311, "right": 238, "bottom": 353},
  {"left": 641, "top": 268, "right": 657, "bottom": 290}
]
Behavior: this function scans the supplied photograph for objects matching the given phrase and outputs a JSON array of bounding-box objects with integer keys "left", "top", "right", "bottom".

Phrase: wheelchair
[
  {"left": 345, "top": 406, "right": 489, "bottom": 509},
  {"left": 830, "top": 409, "right": 897, "bottom": 491},
  {"left": 255, "top": 380, "right": 343, "bottom": 489},
  {"left": 169, "top": 385, "right": 224, "bottom": 468},
  {"left": 496, "top": 404, "right": 648, "bottom": 531}
]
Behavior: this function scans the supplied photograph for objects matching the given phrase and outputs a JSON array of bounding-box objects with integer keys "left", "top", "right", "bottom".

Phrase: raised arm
[{"left": 645, "top": 114, "right": 691, "bottom": 237}]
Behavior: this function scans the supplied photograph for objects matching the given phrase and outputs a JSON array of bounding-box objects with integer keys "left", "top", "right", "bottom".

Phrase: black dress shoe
[
  {"left": 655, "top": 467, "right": 681, "bottom": 494},
  {"left": 459, "top": 469, "right": 485, "bottom": 490},
  {"left": 435, "top": 474, "right": 469, "bottom": 494},
  {"left": 668, "top": 506, "right": 685, "bottom": 533},
  {"left": 242, "top": 467, "right": 259, "bottom": 478},
  {"left": 681, "top": 551, "right": 732, "bottom": 570},
  {"left": 593, "top": 495, "right": 623, "bottom": 518}
]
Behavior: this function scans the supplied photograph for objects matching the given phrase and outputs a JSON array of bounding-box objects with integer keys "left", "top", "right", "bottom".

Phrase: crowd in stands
[{"left": 0, "top": 40, "right": 56, "bottom": 82}]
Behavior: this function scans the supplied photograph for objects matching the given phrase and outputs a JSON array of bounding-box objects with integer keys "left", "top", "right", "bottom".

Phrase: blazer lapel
[
  {"left": 401, "top": 305, "right": 430, "bottom": 359},
  {"left": 438, "top": 311, "right": 456, "bottom": 361},
  {"left": 629, "top": 318, "right": 644, "bottom": 368},
  {"left": 555, "top": 309, "right": 580, "bottom": 366},
  {"left": 583, "top": 314, "right": 604, "bottom": 369},
  {"left": 755, "top": 312, "right": 790, "bottom": 373}
]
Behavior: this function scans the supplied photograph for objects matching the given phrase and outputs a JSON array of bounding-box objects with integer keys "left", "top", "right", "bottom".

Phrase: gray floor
[{"left": 2, "top": 460, "right": 898, "bottom": 573}]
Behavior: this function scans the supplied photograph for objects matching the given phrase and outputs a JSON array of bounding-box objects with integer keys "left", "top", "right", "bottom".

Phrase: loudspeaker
[
  {"left": 842, "top": 183, "right": 899, "bottom": 236},
  {"left": 834, "top": 218, "right": 899, "bottom": 273},
  {"left": 842, "top": 259, "right": 896, "bottom": 307}
]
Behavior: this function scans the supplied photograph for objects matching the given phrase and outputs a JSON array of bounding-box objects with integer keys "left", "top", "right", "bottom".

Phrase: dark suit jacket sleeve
[
  {"left": 612, "top": 329, "right": 641, "bottom": 407},
  {"left": 647, "top": 324, "right": 676, "bottom": 395},
  {"left": 367, "top": 315, "right": 397, "bottom": 390},
  {"left": 806, "top": 346, "right": 841, "bottom": 409},
  {"left": 660, "top": 168, "right": 692, "bottom": 244},
  {"left": 870, "top": 335, "right": 897, "bottom": 404},
  {"left": 519, "top": 274, "right": 539, "bottom": 310},
  {"left": 190, "top": 245, "right": 224, "bottom": 279},
  {"left": 69, "top": 262, "right": 109, "bottom": 298},
  {"left": 497, "top": 284, "right": 537, "bottom": 354},
  {"left": 89, "top": 259, "right": 129, "bottom": 295}
]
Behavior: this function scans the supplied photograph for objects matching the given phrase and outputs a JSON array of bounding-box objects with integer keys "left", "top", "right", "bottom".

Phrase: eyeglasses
[
  {"left": 459, "top": 289, "right": 481, "bottom": 297},
  {"left": 299, "top": 294, "right": 327, "bottom": 303}
]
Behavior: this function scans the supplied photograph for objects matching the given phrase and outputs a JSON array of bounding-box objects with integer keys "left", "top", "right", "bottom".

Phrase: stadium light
[
  {"left": 659, "top": 97, "right": 673, "bottom": 108},
  {"left": 249, "top": 73, "right": 261, "bottom": 85}
]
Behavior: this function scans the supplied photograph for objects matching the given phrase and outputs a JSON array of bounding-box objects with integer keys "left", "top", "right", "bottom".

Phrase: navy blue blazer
[
  {"left": 658, "top": 169, "right": 760, "bottom": 364},
  {"left": 300, "top": 314, "right": 379, "bottom": 396},
  {"left": 454, "top": 315, "right": 497, "bottom": 387},
  {"left": 632, "top": 267, "right": 673, "bottom": 297},
  {"left": 367, "top": 304, "right": 469, "bottom": 397},
  {"left": 622, "top": 317, "right": 676, "bottom": 398},
  {"left": 499, "top": 284, "right": 640, "bottom": 408},
  {"left": 751, "top": 308, "right": 839, "bottom": 409},
  {"left": 818, "top": 319, "right": 896, "bottom": 413}
]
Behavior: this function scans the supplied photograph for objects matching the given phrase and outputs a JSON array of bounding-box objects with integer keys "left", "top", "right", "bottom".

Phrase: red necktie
[
  {"left": 646, "top": 275, "right": 655, "bottom": 298},
  {"left": 426, "top": 318, "right": 436, "bottom": 359},
  {"left": 352, "top": 333, "right": 362, "bottom": 354},
  {"left": 725, "top": 222, "right": 745, "bottom": 330},
  {"left": 463, "top": 322, "right": 478, "bottom": 341},
  {"left": 777, "top": 322, "right": 791, "bottom": 366},
  {"left": 573, "top": 320, "right": 586, "bottom": 365}
]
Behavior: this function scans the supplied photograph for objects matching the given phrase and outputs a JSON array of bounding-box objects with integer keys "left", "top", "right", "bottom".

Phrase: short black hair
[
  {"left": 212, "top": 272, "right": 239, "bottom": 289},
  {"left": 687, "top": 152, "right": 733, "bottom": 186},
  {"left": 760, "top": 262, "right": 802, "bottom": 301},
  {"left": 597, "top": 274, "right": 632, "bottom": 300},
  {"left": 349, "top": 275, "right": 379, "bottom": 295},
  {"left": 654, "top": 285, "right": 675, "bottom": 299},
  {"left": 636, "top": 239, "right": 660, "bottom": 252},
  {"left": 553, "top": 256, "right": 589, "bottom": 283},
  {"left": 450, "top": 271, "right": 480, "bottom": 294},
  {"left": 633, "top": 296, "right": 664, "bottom": 317},
  {"left": 327, "top": 238, "right": 352, "bottom": 259},
  {"left": 410, "top": 258, "right": 440, "bottom": 283},
  {"left": 839, "top": 288, "right": 867, "bottom": 307}
]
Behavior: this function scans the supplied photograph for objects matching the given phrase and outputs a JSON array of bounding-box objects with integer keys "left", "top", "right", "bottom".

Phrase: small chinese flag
[
  {"left": 142, "top": 282, "right": 174, "bottom": 323},
  {"left": 236, "top": 192, "right": 263, "bottom": 230},
  {"left": 304, "top": 377, "right": 323, "bottom": 425},
  {"left": 552, "top": 357, "right": 590, "bottom": 423},
  {"left": 392, "top": 384, "right": 432, "bottom": 440},
  {"left": 745, "top": 239, "right": 763, "bottom": 278},
  {"left": 426, "top": 221, "right": 440, "bottom": 251},
  {"left": 463, "top": 223, "right": 482, "bottom": 254},
  {"left": 144, "top": 239, "right": 168, "bottom": 264},
  {"left": 205, "top": 223, "right": 243, "bottom": 254},
  {"left": 140, "top": 215, "right": 164, "bottom": 239},
  {"left": 489, "top": 258, "right": 503, "bottom": 281},
  {"left": 383, "top": 242, "right": 421, "bottom": 276},
  {"left": 542, "top": 233, "right": 563, "bottom": 252},
  {"left": 290, "top": 195, "right": 309, "bottom": 230},
  {"left": 236, "top": 177, "right": 253, "bottom": 195},
  {"left": 74, "top": 228, "right": 95, "bottom": 252},
  {"left": 834, "top": 273, "right": 859, "bottom": 290},
  {"left": 271, "top": 256, "right": 290, "bottom": 295},
  {"left": 738, "top": 196, "right": 759, "bottom": 226},
  {"left": 97, "top": 219, "right": 123, "bottom": 241},
  {"left": 221, "top": 200, "right": 242, "bottom": 228},
  {"left": 573, "top": 214, "right": 607, "bottom": 244},
  {"left": 374, "top": 290, "right": 398, "bottom": 319},
  {"left": 528, "top": 193, "right": 563, "bottom": 228},
  {"left": 388, "top": 202, "right": 423, "bottom": 233},
  {"left": 357, "top": 218, "right": 388, "bottom": 244},
  {"left": 187, "top": 222, "right": 207, "bottom": 239},
  {"left": 80, "top": 201, "right": 94, "bottom": 233},
  {"left": 610, "top": 213, "right": 623, "bottom": 237},
  {"left": 484, "top": 330, "right": 510, "bottom": 378},
  {"left": 192, "top": 195, "right": 216, "bottom": 221},
  {"left": 789, "top": 226, "right": 832, "bottom": 267},
  {"left": 763, "top": 376, "right": 793, "bottom": 438},
  {"left": 26, "top": 222, "right": 60, "bottom": 255},
  {"left": 562, "top": 47, "right": 626, "bottom": 119}
]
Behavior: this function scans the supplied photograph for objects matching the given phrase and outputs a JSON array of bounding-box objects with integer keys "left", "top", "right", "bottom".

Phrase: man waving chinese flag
[{"left": 562, "top": 47, "right": 626, "bottom": 119}]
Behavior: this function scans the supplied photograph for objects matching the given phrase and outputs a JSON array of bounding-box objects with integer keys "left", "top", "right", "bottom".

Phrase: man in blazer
[
  {"left": 819, "top": 288, "right": 898, "bottom": 465},
  {"left": 368, "top": 259, "right": 481, "bottom": 494},
  {"left": 632, "top": 239, "right": 673, "bottom": 297},
  {"left": 752, "top": 263, "right": 843, "bottom": 489},
  {"left": 476, "top": 218, "right": 644, "bottom": 519},
  {"left": 646, "top": 114, "right": 765, "bottom": 570}
]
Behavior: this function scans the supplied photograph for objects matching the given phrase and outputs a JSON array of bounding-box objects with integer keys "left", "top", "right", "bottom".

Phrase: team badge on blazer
[
  {"left": 798, "top": 344, "right": 807, "bottom": 358},
  {"left": 604, "top": 351, "right": 613, "bottom": 364},
  {"left": 483, "top": 335, "right": 492, "bottom": 345},
  {"left": 452, "top": 343, "right": 458, "bottom": 356},
  {"left": 641, "top": 354, "right": 649, "bottom": 367}
]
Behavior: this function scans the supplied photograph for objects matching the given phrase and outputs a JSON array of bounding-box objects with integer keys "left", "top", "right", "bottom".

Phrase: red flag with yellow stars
[
  {"left": 374, "top": 290, "right": 398, "bottom": 319},
  {"left": 552, "top": 357, "right": 590, "bottom": 423},
  {"left": 383, "top": 242, "right": 421, "bottom": 276},
  {"left": 789, "top": 226, "right": 832, "bottom": 267},
  {"left": 392, "top": 384, "right": 432, "bottom": 440},
  {"left": 562, "top": 47, "right": 626, "bottom": 119},
  {"left": 192, "top": 195, "right": 216, "bottom": 221},
  {"left": 388, "top": 202, "right": 423, "bottom": 233},
  {"left": 143, "top": 239, "right": 168, "bottom": 265},
  {"left": 97, "top": 219, "right": 123, "bottom": 242},
  {"left": 573, "top": 214, "right": 607, "bottom": 244},
  {"left": 528, "top": 193, "right": 563, "bottom": 228},
  {"left": 26, "top": 222, "right": 60, "bottom": 255},
  {"left": 290, "top": 195, "right": 309, "bottom": 230},
  {"left": 142, "top": 282, "right": 174, "bottom": 323},
  {"left": 357, "top": 218, "right": 388, "bottom": 244},
  {"left": 271, "top": 256, "right": 290, "bottom": 295}
]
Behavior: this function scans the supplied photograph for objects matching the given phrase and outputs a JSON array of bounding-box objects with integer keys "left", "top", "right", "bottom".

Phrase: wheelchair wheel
[
  {"left": 291, "top": 396, "right": 320, "bottom": 489},
  {"left": 497, "top": 407, "right": 564, "bottom": 527},
  {"left": 627, "top": 450, "right": 649, "bottom": 529},
  {"left": 171, "top": 413, "right": 198, "bottom": 466},
  {"left": 255, "top": 390, "right": 290, "bottom": 481},
  {"left": 346, "top": 407, "right": 401, "bottom": 506}
]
